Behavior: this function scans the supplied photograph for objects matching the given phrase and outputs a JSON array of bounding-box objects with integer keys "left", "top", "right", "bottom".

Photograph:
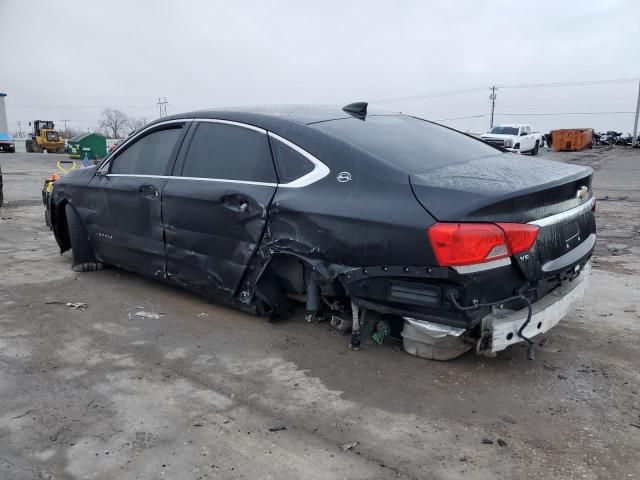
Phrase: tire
[
  {"left": 65, "top": 203, "right": 103, "bottom": 272},
  {"left": 530, "top": 142, "right": 539, "bottom": 155},
  {"left": 25, "top": 140, "right": 33, "bottom": 153}
]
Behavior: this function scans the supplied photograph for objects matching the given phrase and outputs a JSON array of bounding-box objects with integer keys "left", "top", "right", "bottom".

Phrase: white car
[{"left": 481, "top": 124, "right": 540, "bottom": 155}]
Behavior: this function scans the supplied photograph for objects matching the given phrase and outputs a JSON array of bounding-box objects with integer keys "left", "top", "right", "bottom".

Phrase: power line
[
  {"left": 497, "top": 78, "right": 639, "bottom": 89},
  {"left": 435, "top": 111, "right": 636, "bottom": 122},
  {"left": 371, "top": 77, "right": 639, "bottom": 105},
  {"left": 434, "top": 114, "right": 488, "bottom": 121},
  {"left": 371, "top": 87, "right": 487, "bottom": 104},
  {"left": 498, "top": 111, "right": 636, "bottom": 116}
]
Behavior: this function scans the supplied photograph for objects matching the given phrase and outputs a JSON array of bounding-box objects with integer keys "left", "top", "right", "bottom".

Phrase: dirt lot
[{"left": 1, "top": 147, "right": 639, "bottom": 480}]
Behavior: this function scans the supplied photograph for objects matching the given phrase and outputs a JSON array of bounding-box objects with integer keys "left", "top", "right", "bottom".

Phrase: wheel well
[
  {"left": 266, "top": 254, "right": 306, "bottom": 295},
  {"left": 52, "top": 199, "right": 71, "bottom": 251}
]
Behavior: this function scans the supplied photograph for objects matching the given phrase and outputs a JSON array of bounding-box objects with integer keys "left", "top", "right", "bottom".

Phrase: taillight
[
  {"left": 496, "top": 223, "right": 539, "bottom": 254},
  {"left": 427, "top": 223, "right": 539, "bottom": 267}
]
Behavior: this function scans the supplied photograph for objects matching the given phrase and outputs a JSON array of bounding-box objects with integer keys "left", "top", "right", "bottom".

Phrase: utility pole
[
  {"left": 61, "top": 119, "right": 69, "bottom": 130},
  {"left": 157, "top": 97, "right": 168, "bottom": 118},
  {"left": 489, "top": 86, "right": 497, "bottom": 129},
  {"left": 17, "top": 120, "right": 23, "bottom": 137},
  {"left": 632, "top": 80, "right": 640, "bottom": 148}
]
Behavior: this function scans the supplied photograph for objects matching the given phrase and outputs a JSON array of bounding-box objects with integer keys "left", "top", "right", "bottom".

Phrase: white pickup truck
[{"left": 481, "top": 124, "right": 540, "bottom": 155}]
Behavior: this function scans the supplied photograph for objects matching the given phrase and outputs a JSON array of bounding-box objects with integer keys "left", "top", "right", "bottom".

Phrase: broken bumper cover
[
  {"left": 484, "top": 261, "right": 591, "bottom": 353},
  {"left": 401, "top": 261, "right": 591, "bottom": 360}
]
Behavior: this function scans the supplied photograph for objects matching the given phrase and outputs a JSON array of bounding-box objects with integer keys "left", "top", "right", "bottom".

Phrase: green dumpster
[{"left": 68, "top": 132, "right": 107, "bottom": 160}]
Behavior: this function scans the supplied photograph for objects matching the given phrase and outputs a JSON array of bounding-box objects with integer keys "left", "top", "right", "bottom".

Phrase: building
[{"left": 0, "top": 93, "right": 8, "bottom": 133}]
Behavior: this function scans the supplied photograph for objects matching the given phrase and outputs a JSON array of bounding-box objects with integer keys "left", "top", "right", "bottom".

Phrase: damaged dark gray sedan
[{"left": 43, "top": 103, "right": 595, "bottom": 360}]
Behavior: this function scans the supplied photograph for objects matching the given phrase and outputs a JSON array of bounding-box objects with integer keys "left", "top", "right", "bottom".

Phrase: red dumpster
[{"left": 552, "top": 128, "right": 594, "bottom": 151}]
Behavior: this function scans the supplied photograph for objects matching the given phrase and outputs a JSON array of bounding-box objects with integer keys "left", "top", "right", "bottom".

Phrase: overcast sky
[{"left": 1, "top": 0, "right": 639, "bottom": 135}]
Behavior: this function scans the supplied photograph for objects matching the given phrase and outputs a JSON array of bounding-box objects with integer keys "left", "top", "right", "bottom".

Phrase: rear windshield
[{"left": 311, "top": 115, "right": 498, "bottom": 173}]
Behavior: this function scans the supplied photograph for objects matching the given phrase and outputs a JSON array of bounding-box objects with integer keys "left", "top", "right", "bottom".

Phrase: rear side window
[
  {"left": 270, "top": 138, "right": 314, "bottom": 183},
  {"left": 181, "top": 122, "right": 276, "bottom": 182},
  {"left": 110, "top": 127, "right": 183, "bottom": 175},
  {"left": 312, "top": 115, "right": 499, "bottom": 173}
]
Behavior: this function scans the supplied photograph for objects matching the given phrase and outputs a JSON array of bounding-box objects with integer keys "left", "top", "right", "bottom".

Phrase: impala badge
[{"left": 576, "top": 186, "right": 588, "bottom": 201}]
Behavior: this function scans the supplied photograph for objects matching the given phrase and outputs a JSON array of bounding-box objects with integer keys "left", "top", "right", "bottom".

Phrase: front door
[
  {"left": 162, "top": 120, "right": 278, "bottom": 295},
  {"left": 89, "top": 122, "right": 188, "bottom": 277}
]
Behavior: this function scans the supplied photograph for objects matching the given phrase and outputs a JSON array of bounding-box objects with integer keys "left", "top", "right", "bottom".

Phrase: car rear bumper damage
[
  {"left": 484, "top": 260, "right": 590, "bottom": 352},
  {"left": 400, "top": 261, "right": 591, "bottom": 360}
]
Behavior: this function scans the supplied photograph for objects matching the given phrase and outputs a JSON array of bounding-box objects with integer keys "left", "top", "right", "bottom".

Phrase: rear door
[
  {"left": 162, "top": 120, "right": 278, "bottom": 295},
  {"left": 89, "top": 122, "right": 188, "bottom": 276}
]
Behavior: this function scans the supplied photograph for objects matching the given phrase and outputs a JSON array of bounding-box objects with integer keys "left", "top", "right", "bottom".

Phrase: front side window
[
  {"left": 110, "top": 126, "right": 183, "bottom": 175},
  {"left": 181, "top": 122, "right": 276, "bottom": 183},
  {"left": 270, "top": 138, "right": 314, "bottom": 183}
]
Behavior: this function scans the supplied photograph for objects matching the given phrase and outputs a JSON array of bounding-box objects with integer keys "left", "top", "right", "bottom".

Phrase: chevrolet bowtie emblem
[{"left": 576, "top": 186, "right": 589, "bottom": 200}]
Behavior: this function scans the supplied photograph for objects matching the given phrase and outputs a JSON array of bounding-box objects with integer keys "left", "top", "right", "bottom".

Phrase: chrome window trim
[
  {"left": 99, "top": 118, "right": 329, "bottom": 189},
  {"left": 106, "top": 173, "right": 277, "bottom": 187},
  {"left": 528, "top": 197, "right": 594, "bottom": 227},
  {"left": 98, "top": 118, "right": 192, "bottom": 172},
  {"left": 267, "top": 132, "right": 330, "bottom": 188},
  {"left": 195, "top": 118, "right": 267, "bottom": 134}
]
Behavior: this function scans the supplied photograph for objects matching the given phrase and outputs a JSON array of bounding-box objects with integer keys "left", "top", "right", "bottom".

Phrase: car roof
[{"left": 158, "top": 104, "right": 398, "bottom": 128}]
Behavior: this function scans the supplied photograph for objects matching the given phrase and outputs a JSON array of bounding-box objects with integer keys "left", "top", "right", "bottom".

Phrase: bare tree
[
  {"left": 99, "top": 108, "right": 129, "bottom": 139},
  {"left": 127, "top": 117, "right": 147, "bottom": 135},
  {"left": 59, "top": 127, "right": 81, "bottom": 139}
]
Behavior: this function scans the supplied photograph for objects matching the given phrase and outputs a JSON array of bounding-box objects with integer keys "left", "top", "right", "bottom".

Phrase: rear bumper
[
  {"left": 399, "top": 261, "right": 591, "bottom": 360},
  {"left": 484, "top": 261, "right": 591, "bottom": 353}
]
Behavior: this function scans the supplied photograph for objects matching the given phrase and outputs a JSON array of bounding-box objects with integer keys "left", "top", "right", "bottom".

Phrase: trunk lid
[{"left": 411, "top": 153, "right": 596, "bottom": 279}]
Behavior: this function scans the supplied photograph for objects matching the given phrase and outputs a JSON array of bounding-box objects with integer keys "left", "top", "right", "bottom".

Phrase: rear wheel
[
  {"left": 25, "top": 140, "right": 33, "bottom": 152},
  {"left": 65, "top": 203, "right": 103, "bottom": 272}
]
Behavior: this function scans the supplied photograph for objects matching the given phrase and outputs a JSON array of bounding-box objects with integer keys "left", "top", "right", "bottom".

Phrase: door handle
[
  {"left": 221, "top": 195, "right": 250, "bottom": 213},
  {"left": 138, "top": 184, "right": 159, "bottom": 198}
]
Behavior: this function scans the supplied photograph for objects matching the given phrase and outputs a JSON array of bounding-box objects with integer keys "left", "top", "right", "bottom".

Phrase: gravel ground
[{"left": 0, "top": 147, "right": 639, "bottom": 480}]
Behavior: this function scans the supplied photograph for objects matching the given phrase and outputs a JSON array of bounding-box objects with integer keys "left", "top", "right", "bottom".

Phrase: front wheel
[
  {"left": 65, "top": 203, "right": 103, "bottom": 272},
  {"left": 530, "top": 142, "right": 539, "bottom": 155}
]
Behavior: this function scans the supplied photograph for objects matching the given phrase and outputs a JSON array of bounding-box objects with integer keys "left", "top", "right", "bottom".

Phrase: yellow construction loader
[{"left": 25, "top": 120, "right": 65, "bottom": 153}]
